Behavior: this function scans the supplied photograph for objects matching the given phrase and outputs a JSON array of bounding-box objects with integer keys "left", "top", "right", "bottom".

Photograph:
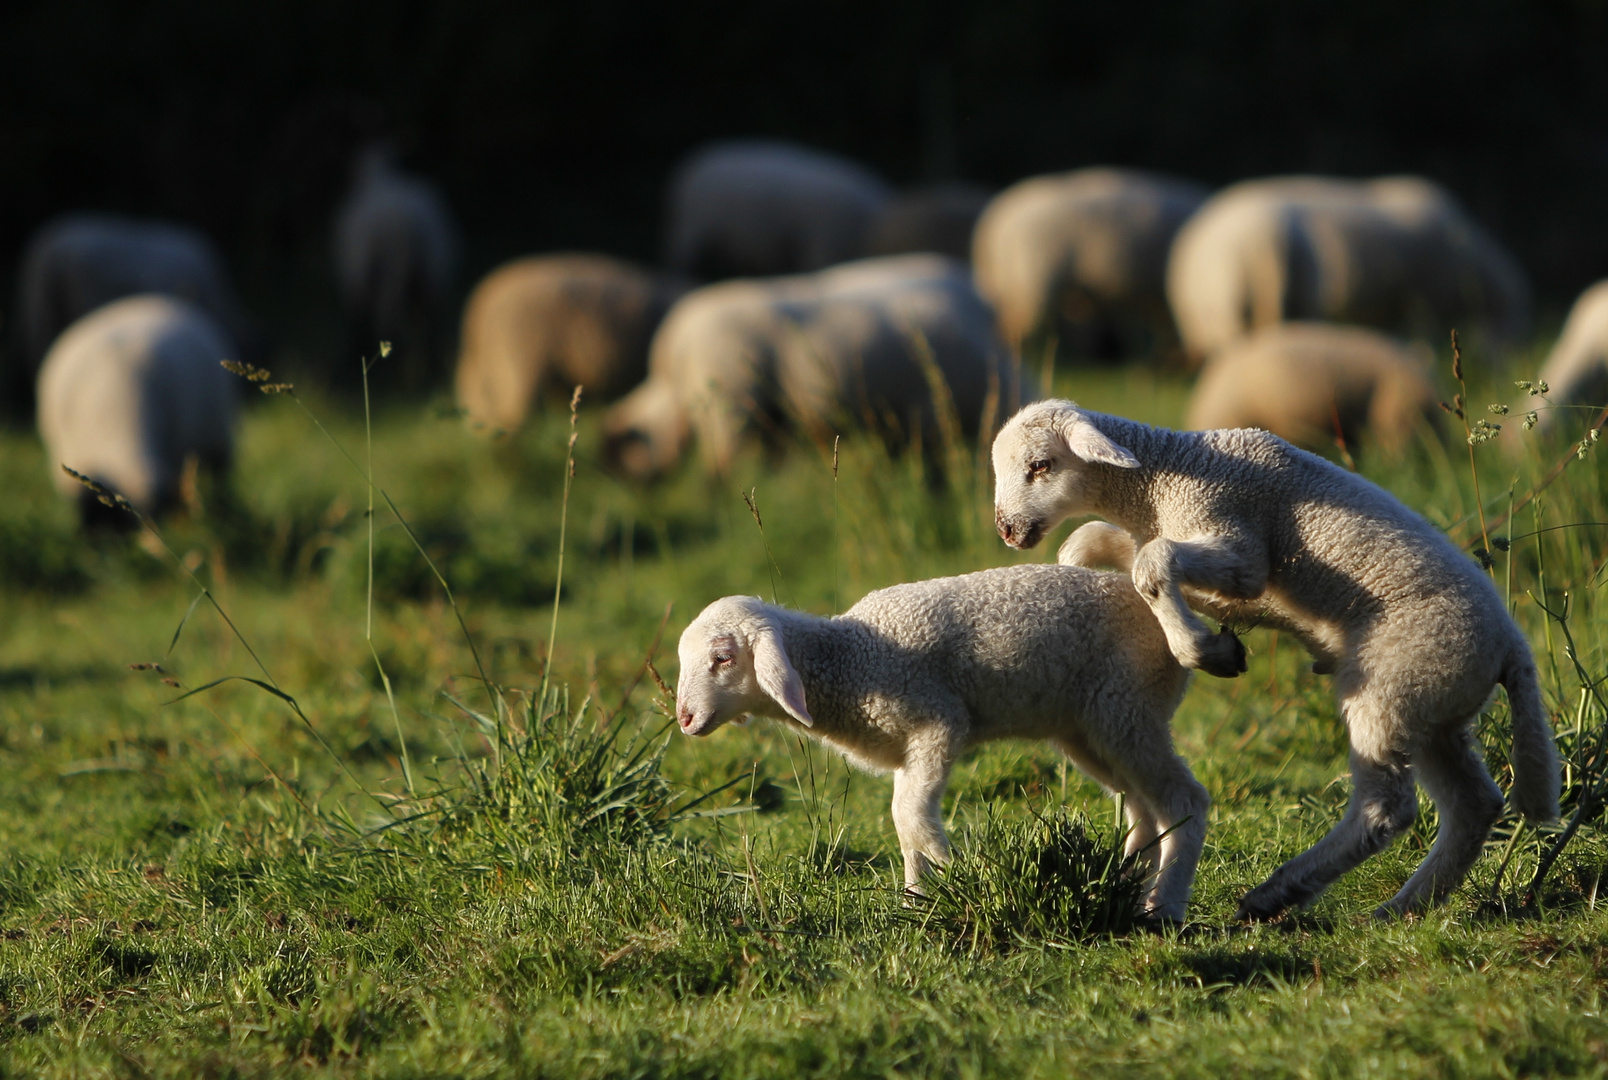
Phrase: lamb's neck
[
  {"left": 1081, "top": 411, "right": 1185, "bottom": 536},
  {"left": 766, "top": 607, "right": 866, "bottom": 732}
]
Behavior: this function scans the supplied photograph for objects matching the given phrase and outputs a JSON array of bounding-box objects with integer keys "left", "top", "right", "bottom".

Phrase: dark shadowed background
[{"left": 3, "top": 0, "right": 1606, "bottom": 346}]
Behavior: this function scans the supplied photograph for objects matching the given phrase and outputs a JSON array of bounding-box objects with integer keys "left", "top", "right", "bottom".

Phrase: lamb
[
  {"left": 603, "top": 254, "right": 1028, "bottom": 479},
  {"left": 37, "top": 295, "right": 237, "bottom": 527},
  {"left": 1166, "top": 176, "right": 1530, "bottom": 363},
  {"left": 332, "top": 145, "right": 460, "bottom": 375},
  {"left": 454, "top": 254, "right": 686, "bottom": 434},
  {"left": 1185, "top": 322, "right": 1439, "bottom": 456},
  {"left": 992, "top": 399, "right": 1560, "bottom": 919},
  {"left": 18, "top": 212, "right": 257, "bottom": 371},
  {"left": 675, "top": 564, "right": 1208, "bottom": 922},
  {"left": 970, "top": 168, "right": 1207, "bottom": 360},
  {"left": 664, "top": 140, "right": 892, "bottom": 280}
]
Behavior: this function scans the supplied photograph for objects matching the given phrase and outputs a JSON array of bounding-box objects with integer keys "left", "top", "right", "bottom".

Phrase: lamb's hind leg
[
  {"left": 1237, "top": 749, "right": 1417, "bottom": 921},
  {"left": 1052, "top": 738, "right": 1161, "bottom": 878},
  {"left": 1377, "top": 722, "right": 1504, "bottom": 918}
]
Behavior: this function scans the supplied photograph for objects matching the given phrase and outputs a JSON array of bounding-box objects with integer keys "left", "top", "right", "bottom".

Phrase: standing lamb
[
  {"left": 1166, "top": 176, "right": 1530, "bottom": 363},
  {"left": 37, "top": 295, "right": 236, "bottom": 527},
  {"left": 664, "top": 141, "right": 892, "bottom": 280},
  {"left": 332, "top": 145, "right": 460, "bottom": 377},
  {"left": 971, "top": 168, "right": 1208, "bottom": 360},
  {"left": 454, "top": 254, "right": 685, "bottom": 434},
  {"left": 991, "top": 399, "right": 1559, "bottom": 919},
  {"left": 1185, "top": 322, "right": 1439, "bottom": 456},
  {"left": 18, "top": 213, "right": 257, "bottom": 371},
  {"left": 676, "top": 564, "right": 1208, "bottom": 922},
  {"left": 603, "top": 254, "right": 1028, "bottom": 479}
]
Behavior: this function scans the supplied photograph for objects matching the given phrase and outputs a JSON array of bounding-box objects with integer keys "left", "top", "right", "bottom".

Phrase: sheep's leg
[
  {"left": 892, "top": 742, "right": 957, "bottom": 895},
  {"left": 1052, "top": 738, "right": 1161, "bottom": 879},
  {"left": 1131, "top": 536, "right": 1264, "bottom": 678},
  {"left": 1377, "top": 723, "right": 1504, "bottom": 918},
  {"left": 1120, "top": 757, "right": 1212, "bottom": 925},
  {"left": 1236, "top": 750, "right": 1417, "bottom": 921}
]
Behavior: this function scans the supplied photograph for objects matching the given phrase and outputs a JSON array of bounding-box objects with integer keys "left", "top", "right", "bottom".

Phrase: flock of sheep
[{"left": 14, "top": 136, "right": 1594, "bottom": 923}]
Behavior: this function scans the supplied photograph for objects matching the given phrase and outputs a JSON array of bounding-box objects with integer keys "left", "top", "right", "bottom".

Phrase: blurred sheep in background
[
  {"left": 454, "top": 254, "right": 687, "bottom": 434},
  {"left": 864, "top": 183, "right": 992, "bottom": 261},
  {"left": 664, "top": 140, "right": 892, "bottom": 280},
  {"left": 1518, "top": 280, "right": 1608, "bottom": 437},
  {"left": 971, "top": 168, "right": 1208, "bottom": 363},
  {"left": 19, "top": 213, "right": 258, "bottom": 374},
  {"left": 332, "top": 144, "right": 461, "bottom": 380},
  {"left": 1185, "top": 322, "right": 1438, "bottom": 456},
  {"left": 1167, "top": 175, "right": 1530, "bottom": 364},
  {"left": 603, "top": 254, "right": 1030, "bottom": 479},
  {"left": 37, "top": 295, "right": 236, "bottom": 529}
]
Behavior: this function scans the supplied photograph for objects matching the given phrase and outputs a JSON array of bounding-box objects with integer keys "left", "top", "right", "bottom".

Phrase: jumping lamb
[
  {"left": 664, "top": 140, "right": 891, "bottom": 280},
  {"left": 971, "top": 168, "right": 1208, "bottom": 360},
  {"left": 454, "top": 254, "right": 685, "bottom": 434},
  {"left": 1185, "top": 322, "right": 1439, "bottom": 456},
  {"left": 603, "top": 254, "right": 1029, "bottom": 479},
  {"left": 332, "top": 145, "right": 460, "bottom": 375},
  {"left": 19, "top": 213, "right": 256, "bottom": 371},
  {"left": 676, "top": 564, "right": 1208, "bottom": 922},
  {"left": 37, "top": 295, "right": 236, "bottom": 527},
  {"left": 992, "top": 399, "right": 1559, "bottom": 919},
  {"left": 1166, "top": 175, "right": 1530, "bottom": 363}
]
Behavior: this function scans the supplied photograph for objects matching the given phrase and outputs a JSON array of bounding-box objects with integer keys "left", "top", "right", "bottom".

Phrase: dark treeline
[{"left": 3, "top": 0, "right": 1607, "bottom": 310}]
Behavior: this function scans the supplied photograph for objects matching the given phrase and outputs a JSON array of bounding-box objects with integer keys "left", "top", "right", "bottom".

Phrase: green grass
[{"left": 3, "top": 342, "right": 1608, "bottom": 1077}]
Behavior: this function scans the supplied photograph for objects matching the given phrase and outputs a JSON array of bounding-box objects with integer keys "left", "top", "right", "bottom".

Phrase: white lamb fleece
[
  {"left": 993, "top": 398, "right": 1560, "bottom": 921},
  {"left": 676, "top": 563, "right": 1208, "bottom": 923},
  {"left": 37, "top": 294, "right": 236, "bottom": 522}
]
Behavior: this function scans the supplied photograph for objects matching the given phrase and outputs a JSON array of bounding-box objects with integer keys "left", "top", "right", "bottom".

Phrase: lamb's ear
[
  {"left": 1054, "top": 408, "right": 1140, "bottom": 469},
  {"left": 751, "top": 619, "right": 813, "bottom": 727}
]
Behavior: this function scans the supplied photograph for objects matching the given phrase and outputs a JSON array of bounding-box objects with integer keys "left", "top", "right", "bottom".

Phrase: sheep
[
  {"left": 1166, "top": 175, "right": 1530, "bottom": 364},
  {"left": 864, "top": 183, "right": 992, "bottom": 261},
  {"left": 332, "top": 145, "right": 460, "bottom": 377},
  {"left": 1184, "top": 322, "right": 1439, "bottom": 456},
  {"left": 992, "top": 398, "right": 1560, "bottom": 919},
  {"left": 664, "top": 140, "right": 892, "bottom": 280},
  {"left": 1513, "top": 279, "right": 1608, "bottom": 438},
  {"left": 970, "top": 168, "right": 1208, "bottom": 360},
  {"left": 675, "top": 563, "right": 1208, "bottom": 922},
  {"left": 603, "top": 254, "right": 1029, "bottom": 479},
  {"left": 37, "top": 295, "right": 236, "bottom": 527},
  {"left": 18, "top": 212, "right": 257, "bottom": 372},
  {"left": 454, "top": 254, "right": 686, "bottom": 434}
]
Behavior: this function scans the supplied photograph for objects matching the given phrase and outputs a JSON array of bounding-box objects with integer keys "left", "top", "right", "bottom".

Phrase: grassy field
[{"left": 3, "top": 342, "right": 1608, "bottom": 1078}]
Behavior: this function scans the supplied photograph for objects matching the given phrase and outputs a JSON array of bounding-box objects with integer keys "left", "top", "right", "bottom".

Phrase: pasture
[{"left": 2, "top": 345, "right": 1607, "bottom": 1078}]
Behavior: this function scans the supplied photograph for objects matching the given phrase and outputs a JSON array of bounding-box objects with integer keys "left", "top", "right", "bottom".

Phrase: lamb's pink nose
[
  {"left": 995, "top": 509, "right": 1014, "bottom": 542},
  {"left": 677, "top": 706, "right": 693, "bottom": 730}
]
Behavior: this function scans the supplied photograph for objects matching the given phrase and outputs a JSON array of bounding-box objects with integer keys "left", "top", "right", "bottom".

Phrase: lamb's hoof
[
  {"left": 1197, "top": 628, "right": 1248, "bottom": 679},
  {"left": 1311, "top": 658, "right": 1336, "bottom": 675},
  {"left": 1234, "top": 886, "right": 1290, "bottom": 923}
]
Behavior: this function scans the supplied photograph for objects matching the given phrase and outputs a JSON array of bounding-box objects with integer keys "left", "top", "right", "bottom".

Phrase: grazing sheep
[
  {"left": 664, "top": 140, "right": 892, "bottom": 280},
  {"left": 19, "top": 213, "right": 256, "bottom": 371},
  {"left": 1518, "top": 280, "right": 1608, "bottom": 436},
  {"left": 676, "top": 564, "right": 1207, "bottom": 922},
  {"left": 1166, "top": 176, "right": 1530, "bottom": 363},
  {"left": 992, "top": 399, "right": 1560, "bottom": 919},
  {"left": 1185, "top": 322, "right": 1438, "bottom": 456},
  {"left": 603, "top": 254, "right": 1028, "bottom": 479},
  {"left": 454, "top": 254, "right": 685, "bottom": 433},
  {"left": 971, "top": 168, "right": 1208, "bottom": 359},
  {"left": 864, "top": 183, "right": 992, "bottom": 261},
  {"left": 332, "top": 145, "right": 460, "bottom": 374},
  {"left": 37, "top": 295, "right": 236, "bottom": 526}
]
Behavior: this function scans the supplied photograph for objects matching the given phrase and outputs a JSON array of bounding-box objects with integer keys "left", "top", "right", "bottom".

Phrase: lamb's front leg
[
  {"left": 1131, "top": 535, "right": 1264, "bottom": 678},
  {"left": 891, "top": 736, "right": 959, "bottom": 895}
]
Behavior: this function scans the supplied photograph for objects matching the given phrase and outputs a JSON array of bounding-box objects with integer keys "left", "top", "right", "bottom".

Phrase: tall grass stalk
[
  {"left": 541, "top": 387, "right": 583, "bottom": 705},
  {"left": 364, "top": 343, "right": 414, "bottom": 796}
]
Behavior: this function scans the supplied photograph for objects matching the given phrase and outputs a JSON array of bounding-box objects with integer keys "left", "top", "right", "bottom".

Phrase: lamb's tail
[{"left": 1502, "top": 649, "right": 1561, "bottom": 824}]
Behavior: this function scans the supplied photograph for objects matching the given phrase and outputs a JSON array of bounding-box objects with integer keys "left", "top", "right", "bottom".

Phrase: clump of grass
[{"left": 915, "top": 806, "right": 1145, "bottom": 952}]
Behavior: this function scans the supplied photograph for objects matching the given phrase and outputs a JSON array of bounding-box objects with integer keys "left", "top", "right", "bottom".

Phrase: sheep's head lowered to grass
[
  {"left": 675, "top": 596, "right": 814, "bottom": 737},
  {"left": 991, "top": 399, "right": 1140, "bottom": 550}
]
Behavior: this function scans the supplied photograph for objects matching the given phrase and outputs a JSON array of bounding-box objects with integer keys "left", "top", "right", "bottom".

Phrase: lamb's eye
[
  {"left": 1028, "top": 458, "right": 1052, "bottom": 478},
  {"left": 712, "top": 651, "right": 734, "bottom": 665}
]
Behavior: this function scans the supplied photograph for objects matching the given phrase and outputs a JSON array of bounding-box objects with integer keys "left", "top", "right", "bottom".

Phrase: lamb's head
[
  {"left": 602, "top": 379, "right": 691, "bottom": 480},
  {"left": 991, "top": 399, "right": 1139, "bottom": 549},
  {"left": 675, "top": 596, "right": 813, "bottom": 737}
]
